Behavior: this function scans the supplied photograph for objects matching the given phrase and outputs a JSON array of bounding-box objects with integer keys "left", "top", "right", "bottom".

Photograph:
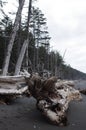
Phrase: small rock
[{"left": 33, "top": 125, "right": 36, "bottom": 129}]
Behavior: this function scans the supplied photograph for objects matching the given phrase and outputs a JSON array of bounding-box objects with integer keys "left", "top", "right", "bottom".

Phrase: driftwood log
[
  {"left": 0, "top": 75, "right": 28, "bottom": 93},
  {"left": 26, "top": 75, "right": 82, "bottom": 126},
  {"left": 0, "top": 73, "right": 82, "bottom": 125},
  {"left": 0, "top": 74, "right": 30, "bottom": 104}
]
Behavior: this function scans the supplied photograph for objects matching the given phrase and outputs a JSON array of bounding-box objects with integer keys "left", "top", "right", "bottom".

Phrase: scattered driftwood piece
[
  {"left": 0, "top": 75, "right": 27, "bottom": 84},
  {"left": 0, "top": 83, "right": 28, "bottom": 104},
  {"left": 0, "top": 86, "right": 28, "bottom": 95},
  {"left": 0, "top": 70, "right": 30, "bottom": 83},
  {"left": 27, "top": 75, "right": 82, "bottom": 126},
  {"left": 0, "top": 71, "right": 30, "bottom": 104},
  {"left": 0, "top": 75, "right": 28, "bottom": 94}
]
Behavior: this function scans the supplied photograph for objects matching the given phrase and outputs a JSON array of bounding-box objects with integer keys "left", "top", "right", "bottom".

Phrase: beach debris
[
  {"left": 27, "top": 75, "right": 82, "bottom": 126},
  {"left": 33, "top": 125, "right": 36, "bottom": 129},
  {"left": 0, "top": 74, "right": 30, "bottom": 104},
  {"left": 0, "top": 73, "right": 82, "bottom": 126}
]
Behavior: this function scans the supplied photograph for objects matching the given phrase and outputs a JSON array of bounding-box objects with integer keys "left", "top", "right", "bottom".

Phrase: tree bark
[
  {"left": 14, "top": 0, "right": 33, "bottom": 75},
  {"left": 25, "top": 0, "right": 32, "bottom": 71},
  {"left": 0, "top": 75, "right": 26, "bottom": 83},
  {"left": 2, "top": 0, "right": 25, "bottom": 76},
  {"left": 17, "top": 0, "right": 22, "bottom": 57},
  {"left": 14, "top": 40, "right": 28, "bottom": 75}
]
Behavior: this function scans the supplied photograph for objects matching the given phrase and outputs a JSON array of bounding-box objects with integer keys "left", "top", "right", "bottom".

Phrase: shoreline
[{"left": 0, "top": 80, "right": 86, "bottom": 130}]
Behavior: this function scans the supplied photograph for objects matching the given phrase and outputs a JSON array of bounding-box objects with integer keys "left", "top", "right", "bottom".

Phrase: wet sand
[{"left": 0, "top": 80, "right": 86, "bottom": 130}]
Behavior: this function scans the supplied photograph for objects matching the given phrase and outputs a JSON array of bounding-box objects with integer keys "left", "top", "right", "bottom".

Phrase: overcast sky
[
  {"left": 36, "top": 0, "right": 86, "bottom": 73},
  {"left": 4, "top": 0, "right": 86, "bottom": 73}
]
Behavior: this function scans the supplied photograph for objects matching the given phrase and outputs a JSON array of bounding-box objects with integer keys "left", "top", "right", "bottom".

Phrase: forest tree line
[{"left": 0, "top": 0, "right": 86, "bottom": 79}]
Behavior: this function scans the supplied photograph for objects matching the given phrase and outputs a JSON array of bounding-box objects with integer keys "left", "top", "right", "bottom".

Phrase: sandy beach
[{"left": 0, "top": 80, "right": 86, "bottom": 130}]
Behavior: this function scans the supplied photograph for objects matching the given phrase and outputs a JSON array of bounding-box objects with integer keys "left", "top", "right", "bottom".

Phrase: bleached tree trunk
[
  {"left": 25, "top": 0, "right": 32, "bottom": 71},
  {"left": 2, "top": 0, "right": 25, "bottom": 76},
  {"left": 14, "top": 0, "right": 33, "bottom": 75},
  {"left": 14, "top": 40, "right": 28, "bottom": 75},
  {"left": 17, "top": 0, "right": 22, "bottom": 57}
]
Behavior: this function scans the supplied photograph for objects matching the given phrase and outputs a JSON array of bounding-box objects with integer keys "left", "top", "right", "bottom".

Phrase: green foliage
[{"left": 38, "top": 46, "right": 47, "bottom": 63}]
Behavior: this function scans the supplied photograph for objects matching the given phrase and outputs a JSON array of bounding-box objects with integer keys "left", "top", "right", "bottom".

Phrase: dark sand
[{"left": 0, "top": 80, "right": 86, "bottom": 130}]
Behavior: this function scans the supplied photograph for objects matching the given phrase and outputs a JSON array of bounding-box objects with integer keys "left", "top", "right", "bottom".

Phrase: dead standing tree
[
  {"left": 14, "top": 0, "right": 32, "bottom": 75},
  {"left": 25, "top": 0, "right": 32, "bottom": 72},
  {"left": 2, "top": 0, "right": 25, "bottom": 76}
]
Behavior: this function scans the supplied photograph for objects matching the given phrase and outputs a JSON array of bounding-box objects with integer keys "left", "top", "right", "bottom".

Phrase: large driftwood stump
[{"left": 27, "top": 75, "right": 82, "bottom": 126}]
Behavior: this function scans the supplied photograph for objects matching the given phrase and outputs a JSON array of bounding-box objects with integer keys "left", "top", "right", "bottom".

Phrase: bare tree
[
  {"left": 14, "top": 0, "right": 32, "bottom": 75},
  {"left": 2, "top": 0, "right": 25, "bottom": 76},
  {"left": 17, "top": 0, "right": 22, "bottom": 57},
  {"left": 25, "top": 0, "right": 32, "bottom": 71},
  {"left": 14, "top": 39, "right": 28, "bottom": 75}
]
